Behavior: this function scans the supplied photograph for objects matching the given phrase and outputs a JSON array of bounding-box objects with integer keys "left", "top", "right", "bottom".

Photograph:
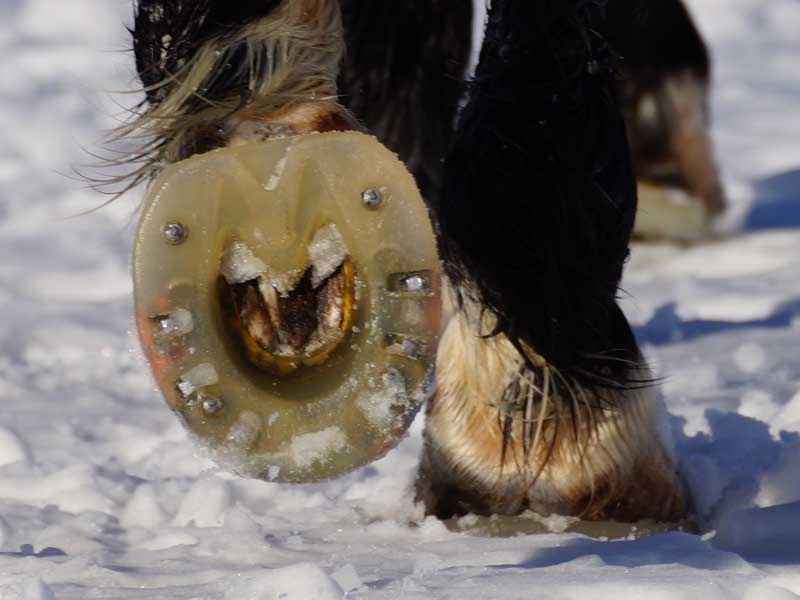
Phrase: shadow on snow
[{"left": 743, "top": 168, "right": 800, "bottom": 233}]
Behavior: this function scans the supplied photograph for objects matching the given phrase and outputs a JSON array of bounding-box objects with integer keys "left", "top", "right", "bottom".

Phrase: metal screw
[
  {"left": 361, "top": 188, "right": 383, "bottom": 209},
  {"left": 405, "top": 275, "right": 426, "bottom": 292},
  {"left": 399, "top": 339, "right": 419, "bottom": 358},
  {"left": 202, "top": 397, "right": 224, "bottom": 415},
  {"left": 163, "top": 222, "right": 187, "bottom": 244}
]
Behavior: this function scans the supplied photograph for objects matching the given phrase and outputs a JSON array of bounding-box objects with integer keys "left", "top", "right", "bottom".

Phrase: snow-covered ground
[{"left": 1, "top": 0, "right": 799, "bottom": 598}]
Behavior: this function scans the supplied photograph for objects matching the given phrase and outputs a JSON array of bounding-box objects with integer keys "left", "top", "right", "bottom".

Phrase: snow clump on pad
[
  {"left": 290, "top": 426, "right": 347, "bottom": 469},
  {"left": 308, "top": 224, "right": 347, "bottom": 287}
]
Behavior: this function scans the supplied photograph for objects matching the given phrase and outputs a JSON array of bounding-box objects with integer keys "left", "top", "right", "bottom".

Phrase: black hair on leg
[
  {"left": 605, "top": 0, "right": 708, "bottom": 80},
  {"left": 338, "top": 0, "right": 473, "bottom": 205},
  {"left": 437, "top": 0, "right": 642, "bottom": 389},
  {"left": 131, "top": 0, "right": 474, "bottom": 205},
  {"left": 122, "top": 0, "right": 347, "bottom": 190},
  {"left": 133, "top": 0, "right": 283, "bottom": 104}
]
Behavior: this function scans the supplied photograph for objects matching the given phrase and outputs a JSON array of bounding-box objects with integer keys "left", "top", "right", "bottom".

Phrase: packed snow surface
[{"left": 2, "top": 0, "right": 800, "bottom": 598}]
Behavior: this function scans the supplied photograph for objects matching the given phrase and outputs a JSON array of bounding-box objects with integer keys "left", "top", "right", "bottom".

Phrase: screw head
[
  {"left": 399, "top": 338, "right": 419, "bottom": 357},
  {"left": 361, "top": 188, "right": 383, "bottom": 209},
  {"left": 202, "top": 397, "right": 224, "bottom": 415},
  {"left": 163, "top": 222, "right": 187, "bottom": 244},
  {"left": 404, "top": 275, "right": 426, "bottom": 292}
]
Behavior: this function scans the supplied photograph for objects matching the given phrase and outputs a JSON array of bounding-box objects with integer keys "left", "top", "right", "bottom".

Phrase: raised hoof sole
[{"left": 133, "top": 131, "right": 441, "bottom": 482}]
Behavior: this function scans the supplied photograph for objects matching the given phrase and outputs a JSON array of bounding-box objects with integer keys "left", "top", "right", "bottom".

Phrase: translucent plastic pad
[{"left": 133, "top": 132, "right": 441, "bottom": 482}]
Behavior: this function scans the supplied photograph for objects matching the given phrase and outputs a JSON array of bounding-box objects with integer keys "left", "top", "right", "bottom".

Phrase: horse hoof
[
  {"left": 633, "top": 180, "right": 720, "bottom": 242},
  {"left": 133, "top": 131, "right": 441, "bottom": 482}
]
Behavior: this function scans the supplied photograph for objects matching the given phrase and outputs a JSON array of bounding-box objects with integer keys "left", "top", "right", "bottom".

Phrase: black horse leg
[
  {"left": 418, "top": 0, "right": 687, "bottom": 521},
  {"left": 338, "top": 0, "right": 473, "bottom": 206}
]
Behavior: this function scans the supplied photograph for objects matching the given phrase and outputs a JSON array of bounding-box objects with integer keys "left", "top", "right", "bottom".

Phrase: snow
[
  {"left": 308, "top": 223, "right": 347, "bottom": 287},
  {"left": 357, "top": 369, "right": 409, "bottom": 428},
  {"left": 176, "top": 363, "right": 219, "bottom": 398},
  {"left": 1, "top": 0, "right": 800, "bottom": 598},
  {"left": 153, "top": 307, "right": 195, "bottom": 341},
  {"left": 172, "top": 477, "right": 233, "bottom": 528},
  {"left": 0, "top": 427, "right": 33, "bottom": 468},
  {"left": 289, "top": 427, "right": 348, "bottom": 470},
  {"left": 220, "top": 240, "right": 268, "bottom": 284},
  {"left": 732, "top": 343, "right": 767, "bottom": 374},
  {"left": 225, "top": 563, "right": 345, "bottom": 600},
  {"left": 0, "top": 578, "right": 55, "bottom": 600},
  {"left": 0, "top": 515, "right": 12, "bottom": 551},
  {"left": 225, "top": 411, "right": 262, "bottom": 450}
]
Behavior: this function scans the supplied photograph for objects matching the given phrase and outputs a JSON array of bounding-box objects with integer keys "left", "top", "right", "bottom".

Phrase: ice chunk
[
  {"left": 220, "top": 241, "right": 267, "bottom": 284},
  {"left": 151, "top": 307, "right": 194, "bottom": 341},
  {"left": 176, "top": 363, "right": 219, "bottom": 398},
  {"left": 226, "top": 411, "right": 262, "bottom": 451},
  {"left": 221, "top": 240, "right": 298, "bottom": 295},
  {"left": 290, "top": 427, "right": 347, "bottom": 469},
  {"left": 529, "top": 511, "right": 580, "bottom": 533},
  {"left": 308, "top": 224, "right": 348, "bottom": 288}
]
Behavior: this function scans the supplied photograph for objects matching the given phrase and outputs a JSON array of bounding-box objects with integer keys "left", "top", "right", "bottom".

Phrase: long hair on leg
[
  {"left": 114, "top": 0, "right": 356, "bottom": 192},
  {"left": 438, "top": 0, "right": 641, "bottom": 391},
  {"left": 418, "top": 0, "right": 687, "bottom": 522}
]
